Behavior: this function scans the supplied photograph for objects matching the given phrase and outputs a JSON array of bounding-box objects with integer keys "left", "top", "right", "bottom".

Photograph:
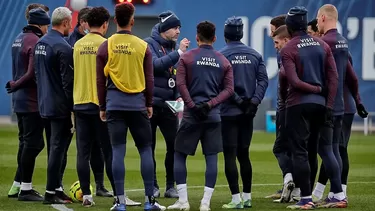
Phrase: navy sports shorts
[{"left": 175, "top": 118, "right": 222, "bottom": 156}]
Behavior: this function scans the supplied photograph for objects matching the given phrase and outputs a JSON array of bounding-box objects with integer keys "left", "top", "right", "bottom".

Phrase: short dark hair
[
  {"left": 86, "top": 7, "right": 110, "bottom": 28},
  {"left": 77, "top": 7, "right": 92, "bottom": 25},
  {"left": 115, "top": 2, "right": 135, "bottom": 28},
  {"left": 25, "top": 3, "right": 49, "bottom": 21},
  {"left": 308, "top": 19, "right": 318, "bottom": 32},
  {"left": 197, "top": 21, "right": 216, "bottom": 42},
  {"left": 272, "top": 25, "right": 290, "bottom": 38},
  {"left": 270, "top": 14, "right": 287, "bottom": 28}
]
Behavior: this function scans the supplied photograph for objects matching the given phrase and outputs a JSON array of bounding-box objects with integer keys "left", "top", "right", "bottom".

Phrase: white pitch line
[
  {"left": 51, "top": 204, "right": 74, "bottom": 211},
  {"left": 125, "top": 181, "right": 375, "bottom": 192}
]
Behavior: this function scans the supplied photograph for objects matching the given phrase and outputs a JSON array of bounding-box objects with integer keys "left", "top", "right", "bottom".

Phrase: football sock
[
  {"left": 231, "top": 193, "right": 241, "bottom": 204},
  {"left": 177, "top": 184, "right": 188, "bottom": 202},
  {"left": 201, "top": 186, "right": 214, "bottom": 206}
]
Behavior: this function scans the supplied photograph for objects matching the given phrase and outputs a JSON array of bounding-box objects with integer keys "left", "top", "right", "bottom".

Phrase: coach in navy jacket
[
  {"left": 144, "top": 11, "right": 189, "bottom": 198},
  {"left": 6, "top": 8, "right": 50, "bottom": 201},
  {"left": 34, "top": 7, "right": 74, "bottom": 204},
  {"left": 219, "top": 17, "right": 268, "bottom": 207}
]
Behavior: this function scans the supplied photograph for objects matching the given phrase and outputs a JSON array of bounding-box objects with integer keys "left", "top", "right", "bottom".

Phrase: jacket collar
[{"left": 23, "top": 25, "right": 44, "bottom": 38}]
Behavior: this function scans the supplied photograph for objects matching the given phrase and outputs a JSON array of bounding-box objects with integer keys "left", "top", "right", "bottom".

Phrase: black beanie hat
[
  {"left": 224, "top": 16, "right": 243, "bottom": 41},
  {"left": 158, "top": 11, "right": 181, "bottom": 33},
  {"left": 285, "top": 6, "right": 308, "bottom": 32},
  {"left": 28, "top": 8, "right": 50, "bottom": 25}
]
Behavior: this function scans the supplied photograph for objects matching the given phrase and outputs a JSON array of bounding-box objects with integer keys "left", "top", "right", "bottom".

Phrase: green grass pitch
[{"left": 0, "top": 125, "right": 374, "bottom": 211}]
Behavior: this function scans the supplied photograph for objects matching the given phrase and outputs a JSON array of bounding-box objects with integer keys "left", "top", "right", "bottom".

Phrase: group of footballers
[
  {"left": 266, "top": 4, "right": 369, "bottom": 210},
  {"left": 5, "top": 1, "right": 369, "bottom": 211}
]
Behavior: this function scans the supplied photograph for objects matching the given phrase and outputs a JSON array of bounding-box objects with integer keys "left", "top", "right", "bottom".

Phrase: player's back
[
  {"left": 34, "top": 29, "right": 73, "bottom": 118},
  {"left": 186, "top": 45, "right": 227, "bottom": 104},
  {"left": 281, "top": 33, "right": 329, "bottom": 108},
  {"left": 181, "top": 44, "right": 230, "bottom": 122},
  {"left": 219, "top": 42, "right": 266, "bottom": 115},
  {"left": 73, "top": 33, "right": 106, "bottom": 110},
  {"left": 322, "top": 29, "right": 349, "bottom": 115},
  {"left": 11, "top": 30, "right": 39, "bottom": 113}
]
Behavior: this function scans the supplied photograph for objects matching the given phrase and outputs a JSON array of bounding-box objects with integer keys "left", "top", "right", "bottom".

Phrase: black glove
[
  {"left": 323, "top": 108, "right": 334, "bottom": 128},
  {"left": 356, "top": 104, "right": 368, "bottom": 118},
  {"left": 319, "top": 86, "right": 328, "bottom": 98},
  {"left": 192, "top": 102, "right": 211, "bottom": 121},
  {"left": 239, "top": 99, "right": 251, "bottom": 114},
  {"left": 5, "top": 81, "right": 12, "bottom": 93},
  {"left": 239, "top": 99, "right": 258, "bottom": 117}
]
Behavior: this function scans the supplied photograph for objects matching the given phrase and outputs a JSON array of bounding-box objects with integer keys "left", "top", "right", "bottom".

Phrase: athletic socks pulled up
[
  {"left": 177, "top": 184, "right": 188, "bottom": 202},
  {"left": 201, "top": 186, "right": 214, "bottom": 206},
  {"left": 312, "top": 182, "right": 326, "bottom": 200}
]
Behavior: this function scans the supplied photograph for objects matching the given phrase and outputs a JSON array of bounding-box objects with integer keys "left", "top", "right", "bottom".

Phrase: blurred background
[{"left": 0, "top": 0, "right": 374, "bottom": 133}]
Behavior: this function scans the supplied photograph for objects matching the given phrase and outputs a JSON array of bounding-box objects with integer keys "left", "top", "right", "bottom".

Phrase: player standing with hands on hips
[{"left": 144, "top": 10, "right": 190, "bottom": 198}]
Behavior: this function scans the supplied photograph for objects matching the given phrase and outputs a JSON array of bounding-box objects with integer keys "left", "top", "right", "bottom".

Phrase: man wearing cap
[
  {"left": 6, "top": 7, "right": 50, "bottom": 201},
  {"left": 34, "top": 7, "right": 75, "bottom": 204},
  {"left": 280, "top": 6, "right": 339, "bottom": 209},
  {"left": 144, "top": 10, "right": 189, "bottom": 198},
  {"left": 218, "top": 16, "right": 268, "bottom": 209},
  {"left": 66, "top": 7, "right": 91, "bottom": 47}
]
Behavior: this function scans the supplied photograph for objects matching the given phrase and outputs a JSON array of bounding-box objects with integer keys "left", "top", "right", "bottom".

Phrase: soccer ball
[{"left": 69, "top": 181, "right": 94, "bottom": 202}]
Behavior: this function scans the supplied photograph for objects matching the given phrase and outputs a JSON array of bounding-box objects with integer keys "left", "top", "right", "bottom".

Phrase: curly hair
[{"left": 86, "top": 6, "right": 110, "bottom": 28}]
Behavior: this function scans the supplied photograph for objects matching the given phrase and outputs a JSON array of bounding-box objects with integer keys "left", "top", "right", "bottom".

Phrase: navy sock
[
  {"left": 318, "top": 145, "right": 342, "bottom": 193},
  {"left": 139, "top": 146, "right": 154, "bottom": 196},
  {"left": 112, "top": 144, "right": 126, "bottom": 197},
  {"left": 174, "top": 152, "right": 187, "bottom": 185},
  {"left": 205, "top": 154, "right": 218, "bottom": 188}
]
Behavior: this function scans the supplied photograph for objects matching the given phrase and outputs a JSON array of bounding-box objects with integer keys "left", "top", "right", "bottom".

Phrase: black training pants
[
  {"left": 75, "top": 111, "right": 115, "bottom": 195},
  {"left": 286, "top": 103, "right": 325, "bottom": 197},
  {"left": 15, "top": 112, "right": 45, "bottom": 184},
  {"left": 150, "top": 106, "right": 178, "bottom": 189},
  {"left": 222, "top": 115, "right": 254, "bottom": 194},
  {"left": 45, "top": 117, "right": 72, "bottom": 192}
]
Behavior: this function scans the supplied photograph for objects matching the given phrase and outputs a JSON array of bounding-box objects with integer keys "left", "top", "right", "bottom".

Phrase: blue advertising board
[{"left": 0, "top": 0, "right": 374, "bottom": 115}]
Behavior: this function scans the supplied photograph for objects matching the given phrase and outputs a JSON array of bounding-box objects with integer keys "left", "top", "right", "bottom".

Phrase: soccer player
[
  {"left": 73, "top": 6, "right": 114, "bottom": 207},
  {"left": 312, "top": 4, "right": 368, "bottom": 205},
  {"left": 6, "top": 3, "right": 49, "bottom": 199},
  {"left": 5, "top": 8, "right": 50, "bottom": 201},
  {"left": 96, "top": 2, "right": 165, "bottom": 211},
  {"left": 271, "top": 25, "right": 298, "bottom": 203},
  {"left": 340, "top": 56, "right": 368, "bottom": 197},
  {"left": 167, "top": 21, "right": 234, "bottom": 211},
  {"left": 269, "top": 15, "right": 287, "bottom": 38},
  {"left": 307, "top": 19, "right": 320, "bottom": 37},
  {"left": 144, "top": 10, "right": 189, "bottom": 198},
  {"left": 219, "top": 16, "right": 268, "bottom": 209},
  {"left": 280, "top": 6, "right": 340, "bottom": 209},
  {"left": 266, "top": 14, "right": 287, "bottom": 200},
  {"left": 34, "top": 7, "right": 74, "bottom": 204}
]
